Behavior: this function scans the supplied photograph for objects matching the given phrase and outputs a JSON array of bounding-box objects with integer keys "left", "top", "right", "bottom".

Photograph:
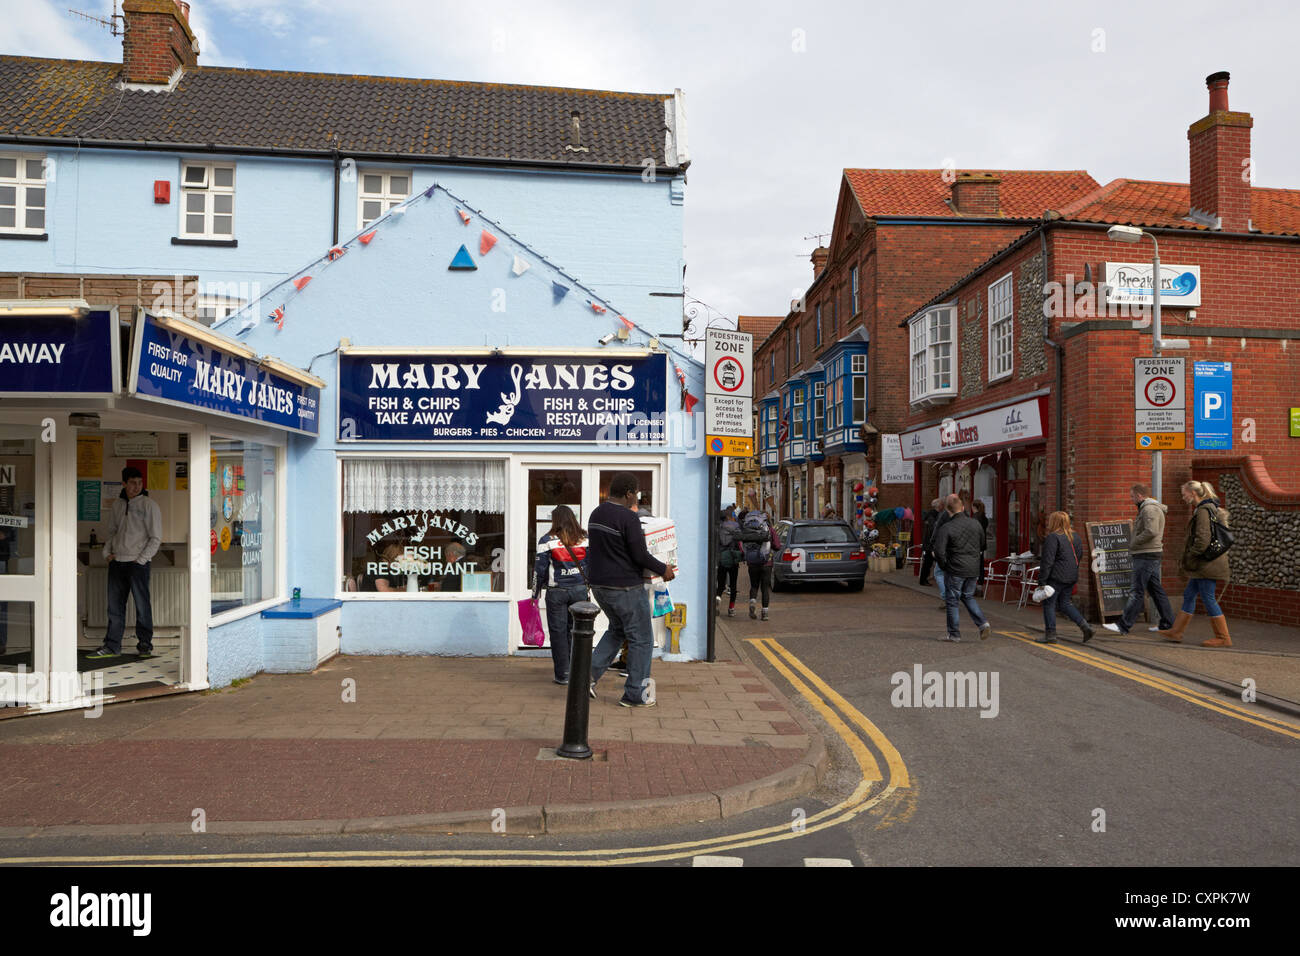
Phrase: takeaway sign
[{"left": 0, "top": 309, "right": 117, "bottom": 397}]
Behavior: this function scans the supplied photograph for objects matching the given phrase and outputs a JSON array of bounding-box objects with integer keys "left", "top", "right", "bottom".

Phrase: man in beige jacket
[{"left": 1104, "top": 484, "right": 1176, "bottom": 635}]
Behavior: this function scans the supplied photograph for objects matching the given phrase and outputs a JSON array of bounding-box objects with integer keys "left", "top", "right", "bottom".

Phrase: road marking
[
  {"left": 692, "top": 855, "right": 744, "bottom": 866},
  {"left": 804, "top": 857, "right": 853, "bottom": 866},
  {"left": 998, "top": 630, "right": 1300, "bottom": 740},
  {"left": 0, "top": 641, "right": 907, "bottom": 867}
]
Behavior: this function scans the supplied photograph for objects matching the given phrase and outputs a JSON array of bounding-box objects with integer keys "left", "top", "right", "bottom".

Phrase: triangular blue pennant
[
  {"left": 424, "top": 184, "right": 436, "bottom": 199},
  {"left": 552, "top": 281, "right": 569, "bottom": 304},
  {"left": 448, "top": 244, "right": 477, "bottom": 271}
]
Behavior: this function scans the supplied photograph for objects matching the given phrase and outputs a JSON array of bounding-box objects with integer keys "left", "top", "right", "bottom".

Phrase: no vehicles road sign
[{"left": 1134, "top": 357, "right": 1185, "bottom": 449}]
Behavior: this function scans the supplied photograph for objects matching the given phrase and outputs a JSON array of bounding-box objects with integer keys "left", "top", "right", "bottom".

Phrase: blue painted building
[{"left": 0, "top": 0, "right": 696, "bottom": 712}]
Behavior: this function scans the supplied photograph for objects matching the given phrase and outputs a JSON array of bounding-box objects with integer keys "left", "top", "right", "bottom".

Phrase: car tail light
[
  {"left": 850, "top": 550, "right": 866, "bottom": 560},
  {"left": 780, "top": 549, "right": 797, "bottom": 562}
]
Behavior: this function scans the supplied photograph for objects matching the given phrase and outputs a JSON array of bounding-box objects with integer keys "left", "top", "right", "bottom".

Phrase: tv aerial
[{"left": 68, "top": 1, "right": 123, "bottom": 37}]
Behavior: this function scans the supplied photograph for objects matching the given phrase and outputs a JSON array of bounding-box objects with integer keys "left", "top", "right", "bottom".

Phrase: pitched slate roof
[
  {"left": 0, "top": 55, "right": 683, "bottom": 171},
  {"left": 1052, "top": 178, "right": 1300, "bottom": 237},
  {"left": 843, "top": 168, "right": 1099, "bottom": 219}
]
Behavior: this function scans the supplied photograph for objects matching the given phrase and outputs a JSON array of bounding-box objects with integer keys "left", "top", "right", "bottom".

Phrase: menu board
[{"left": 1085, "top": 521, "right": 1133, "bottom": 618}]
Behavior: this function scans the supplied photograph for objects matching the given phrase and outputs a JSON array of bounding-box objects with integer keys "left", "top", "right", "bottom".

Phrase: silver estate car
[{"left": 772, "top": 520, "right": 867, "bottom": 591}]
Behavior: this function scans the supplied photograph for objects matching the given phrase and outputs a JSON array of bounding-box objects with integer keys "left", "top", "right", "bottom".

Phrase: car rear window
[{"left": 791, "top": 525, "right": 858, "bottom": 544}]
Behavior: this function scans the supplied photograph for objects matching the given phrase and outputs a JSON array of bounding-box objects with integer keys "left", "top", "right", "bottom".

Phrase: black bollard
[{"left": 557, "top": 600, "right": 600, "bottom": 759}]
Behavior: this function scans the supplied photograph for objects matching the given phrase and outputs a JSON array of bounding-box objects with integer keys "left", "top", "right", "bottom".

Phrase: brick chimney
[
  {"left": 811, "top": 246, "right": 830, "bottom": 279},
  {"left": 122, "top": 0, "right": 198, "bottom": 85},
  {"left": 950, "top": 172, "right": 1001, "bottom": 216},
  {"left": 1188, "top": 71, "right": 1253, "bottom": 231}
]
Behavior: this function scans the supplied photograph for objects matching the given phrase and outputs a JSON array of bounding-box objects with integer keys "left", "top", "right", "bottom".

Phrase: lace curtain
[{"left": 343, "top": 459, "right": 506, "bottom": 514}]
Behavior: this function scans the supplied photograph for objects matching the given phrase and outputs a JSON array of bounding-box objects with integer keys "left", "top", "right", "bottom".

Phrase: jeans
[
  {"left": 105, "top": 559, "right": 153, "bottom": 653},
  {"left": 544, "top": 585, "right": 589, "bottom": 682},
  {"left": 1118, "top": 554, "right": 1175, "bottom": 631},
  {"left": 1182, "top": 578, "right": 1223, "bottom": 616},
  {"left": 934, "top": 565, "right": 946, "bottom": 602},
  {"left": 747, "top": 563, "right": 772, "bottom": 607},
  {"left": 591, "top": 585, "right": 654, "bottom": 704},
  {"left": 716, "top": 563, "right": 739, "bottom": 604},
  {"left": 1042, "top": 585, "right": 1087, "bottom": 631},
  {"left": 944, "top": 574, "right": 987, "bottom": 638}
]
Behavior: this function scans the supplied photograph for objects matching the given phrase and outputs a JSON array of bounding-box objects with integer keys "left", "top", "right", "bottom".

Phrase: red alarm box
[{"left": 154, "top": 180, "right": 170, "bottom": 203}]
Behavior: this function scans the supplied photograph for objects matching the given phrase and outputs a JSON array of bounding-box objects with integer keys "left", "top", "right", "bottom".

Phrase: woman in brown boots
[{"left": 1164, "top": 480, "right": 1232, "bottom": 647}]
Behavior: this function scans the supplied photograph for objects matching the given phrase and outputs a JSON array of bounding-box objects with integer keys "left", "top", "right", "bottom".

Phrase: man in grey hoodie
[
  {"left": 89, "top": 466, "right": 163, "bottom": 659},
  {"left": 1104, "top": 484, "right": 1176, "bottom": 635}
]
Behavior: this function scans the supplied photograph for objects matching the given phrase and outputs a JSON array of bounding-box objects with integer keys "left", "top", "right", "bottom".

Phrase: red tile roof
[
  {"left": 737, "top": 315, "right": 784, "bottom": 344},
  {"left": 843, "top": 169, "right": 1099, "bottom": 219},
  {"left": 1054, "top": 178, "right": 1300, "bottom": 236}
]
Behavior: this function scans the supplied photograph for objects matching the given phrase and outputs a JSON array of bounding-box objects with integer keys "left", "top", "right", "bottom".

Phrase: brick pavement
[{"left": 0, "top": 656, "right": 820, "bottom": 831}]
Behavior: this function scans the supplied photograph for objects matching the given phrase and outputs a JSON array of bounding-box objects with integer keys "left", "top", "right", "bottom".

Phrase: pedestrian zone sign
[
  {"left": 705, "top": 328, "right": 754, "bottom": 457},
  {"left": 1134, "top": 357, "right": 1186, "bottom": 450}
]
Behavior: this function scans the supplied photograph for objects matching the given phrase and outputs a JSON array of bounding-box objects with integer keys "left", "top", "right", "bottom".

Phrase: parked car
[{"left": 772, "top": 520, "right": 867, "bottom": 591}]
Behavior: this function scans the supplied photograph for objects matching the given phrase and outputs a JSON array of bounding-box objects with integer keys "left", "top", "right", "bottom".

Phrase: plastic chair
[
  {"left": 983, "top": 558, "right": 1012, "bottom": 599},
  {"left": 906, "top": 545, "right": 923, "bottom": 568}
]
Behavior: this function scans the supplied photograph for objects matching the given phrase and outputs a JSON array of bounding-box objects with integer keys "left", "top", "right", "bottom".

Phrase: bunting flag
[
  {"left": 479, "top": 230, "right": 497, "bottom": 255},
  {"left": 511, "top": 255, "right": 530, "bottom": 277},
  {"left": 590, "top": 302, "right": 607, "bottom": 314},
  {"left": 327, "top": 246, "right": 346, "bottom": 261},
  {"left": 683, "top": 390, "right": 699, "bottom": 414},
  {"left": 448, "top": 245, "right": 477, "bottom": 271},
  {"left": 358, "top": 230, "right": 377, "bottom": 245},
  {"left": 238, "top": 317, "right": 257, "bottom": 334},
  {"left": 268, "top": 305, "right": 285, "bottom": 330},
  {"left": 457, "top": 209, "right": 471, "bottom": 224},
  {"left": 424, "top": 184, "right": 436, "bottom": 198},
  {"left": 673, "top": 363, "right": 686, "bottom": 385},
  {"left": 293, "top": 276, "right": 312, "bottom": 291},
  {"left": 390, "top": 205, "right": 406, "bottom": 217},
  {"left": 552, "top": 282, "right": 569, "bottom": 304},
  {"left": 618, "top": 316, "right": 635, "bottom": 330}
]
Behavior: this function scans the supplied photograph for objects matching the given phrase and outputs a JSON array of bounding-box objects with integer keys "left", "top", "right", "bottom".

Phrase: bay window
[
  {"left": 813, "top": 382, "right": 824, "bottom": 439},
  {"left": 910, "top": 305, "right": 956, "bottom": 404}
]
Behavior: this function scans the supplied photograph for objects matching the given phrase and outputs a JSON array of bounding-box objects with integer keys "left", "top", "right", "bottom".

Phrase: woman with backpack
[
  {"left": 1163, "top": 480, "right": 1232, "bottom": 647},
  {"left": 532, "top": 505, "right": 589, "bottom": 684},
  {"left": 716, "top": 506, "right": 743, "bottom": 617},
  {"left": 1037, "top": 511, "right": 1094, "bottom": 644},
  {"left": 737, "top": 502, "right": 782, "bottom": 621}
]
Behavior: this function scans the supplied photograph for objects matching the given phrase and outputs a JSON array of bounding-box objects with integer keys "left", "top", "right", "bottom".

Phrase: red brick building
[
  {"left": 752, "top": 167, "right": 1097, "bottom": 526},
  {"left": 898, "top": 72, "right": 1300, "bottom": 626}
]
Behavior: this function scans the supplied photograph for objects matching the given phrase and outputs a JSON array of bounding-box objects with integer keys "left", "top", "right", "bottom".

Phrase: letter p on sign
[{"left": 1202, "top": 391, "right": 1225, "bottom": 419}]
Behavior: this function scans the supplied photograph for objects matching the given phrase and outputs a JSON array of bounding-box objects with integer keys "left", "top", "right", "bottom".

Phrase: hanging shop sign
[
  {"left": 1104, "top": 262, "right": 1201, "bottom": 307},
  {"left": 337, "top": 352, "right": 667, "bottom": 443},
  {"left": 1192, "top": 361, "right": 1232, "bottom": 450},
  {"left": 1134, "top": 357, "right": 1185, "bottom": 450},
  {"left": 900, "top": 397, "right": 1045, "bottom": 461},
  {"left": 881, "top": 434, "right": 914, "bottom": 484},
  {"left": 0, "top": 309, "right": 117, "bottom": 397},
  {"left": 130, "top": 313, "right": 321, "bottom": 436}
]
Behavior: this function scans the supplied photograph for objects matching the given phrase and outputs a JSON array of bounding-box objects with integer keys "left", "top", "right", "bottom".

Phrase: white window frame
[
  {"left": 792, "top": 388, "right": 805, "bottom": 439},
  {"left": 0, "top": 152, "right": 47, "bottom": 235},
  {"left": 851, "top": 374, "right": 866, "bottom": 424},
  {"left": 909, "top": 305, "right": 957, "bottom": 404},
  {"left": 793, "top": 324, "right": 801, "bottom": 365},
  {"left": 813, "top": 382, "right": 824, "bottom": 439},
  {"left": 815, "top": 305, "right": 822, "bottom": 347},
  {"left": 988, "top": 272, "right": 1014, "bottom": 382},
  {"left": 179, "top": 161, "right": 236, "bottom": 239},
  {"left": 358, "top": 168, "right": 412, "bottom": 229},
  {"left": 851, "top": 354, "right": 866, "bottom": 374},
  {"left": 851, "top": 265, "right": 859, "bottom": 315}
]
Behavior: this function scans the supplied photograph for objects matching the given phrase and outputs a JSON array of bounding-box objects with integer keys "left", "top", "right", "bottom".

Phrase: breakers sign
[
  {"left": 901, "top": 397, "right": 1045, "bottom": 461},
  {"left": 338, "top": 352, "right": 667, "bottom": 443}
]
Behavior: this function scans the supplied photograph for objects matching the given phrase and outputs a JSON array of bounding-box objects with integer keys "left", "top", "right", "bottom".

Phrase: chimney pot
[
  {"left": 1206, "top": 70, "right": 1230, "bottom": 113},
  {"left": 811, "top": 246, "right": 830, "bottom": 280}
]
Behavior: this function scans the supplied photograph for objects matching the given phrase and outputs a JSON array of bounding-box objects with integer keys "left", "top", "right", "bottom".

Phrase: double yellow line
[
  {"left": 3, "top": 641, "right": 907, "bottom": 867},
  {"left": 1000, "top": 630, "right": 1300, "bottom": 740}
]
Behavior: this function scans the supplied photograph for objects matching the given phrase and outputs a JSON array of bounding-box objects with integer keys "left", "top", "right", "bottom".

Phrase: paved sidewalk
[
  {"left": 0, "top": 653, "right": 826, "bottom": 836},
  {"left": 879, "top": 568, "right": 1300, "bottom": 715}
]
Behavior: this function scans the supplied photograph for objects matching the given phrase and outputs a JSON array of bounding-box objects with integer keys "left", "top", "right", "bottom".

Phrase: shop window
[
  {"left": 341, "top": 459, "right": 506, "bottom": 594},
  {"left": 210, "top": 438, "right": 277, "bottom": 614},
  {"left": 359, "top": 169, "right": 411, "bottom": 228},
  {"left": 909, "top": 305, "right": 956, "bottom": 404},
  {"left": 180, "top": 162, "right": 235, "bottom": 239},
  {"left": 0, "top": 153, "right": 46, "bottom": 234},
  {"left": 988, "top": 272, "right": 1014, "bottom": 381}
]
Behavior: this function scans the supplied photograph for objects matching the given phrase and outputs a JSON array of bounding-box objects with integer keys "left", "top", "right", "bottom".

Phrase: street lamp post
[{"left": 1107, "top": 225, "right": 1162, "bottom": 502}]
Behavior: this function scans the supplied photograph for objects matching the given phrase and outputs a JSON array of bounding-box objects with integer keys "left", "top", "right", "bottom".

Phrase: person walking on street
[
  {"left": 929, "top": 499, "right": 955, "bottom": 608},
  {"left": 932, "top": 494, "right": 991, "bottom": 642},
  {"left": 586, "top": 472, "right": 675, "bottom": 707},
  {"left": 1103, "top": 484, "right": 1176, "bottom": 635},
  {"left": 918, "top": 498, "right": 941, "bottom": 587},
  {"left": 738, "top": 496, "right": 781, "bottom": 621},
  {"left": 89, "top": 466, "right": 162, "bottom": 659},
  {"left": 715, "top": 506, "right": 742, "bottom": 618},
  {"left": 532, "top": 505, "right": 589, "bottom": 685},
  {"left": 1038, "top": 511, "right": 1094, "bottom": 644},
  {"left": 1162, "top": 480, "right": 1232, "bottom": 647},
  {"left": 972, "top": 499, "right": 990, "bottom": 591}
]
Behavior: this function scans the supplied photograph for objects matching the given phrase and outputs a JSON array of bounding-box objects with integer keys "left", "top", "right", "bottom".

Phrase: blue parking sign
[{"left": 1193, "top": 362, "right": 1232, "bottom": 450}]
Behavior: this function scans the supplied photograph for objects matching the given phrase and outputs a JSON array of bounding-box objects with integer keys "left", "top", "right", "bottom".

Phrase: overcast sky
[{"left": 7, "top": 0, "right": 1299, "bottom": 328}]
